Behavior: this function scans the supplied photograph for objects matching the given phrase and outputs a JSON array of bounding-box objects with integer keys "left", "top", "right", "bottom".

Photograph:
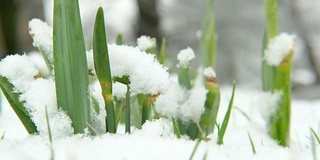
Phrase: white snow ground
[{"left": 0, "top": 86, "right": 319, "bottom": 160}]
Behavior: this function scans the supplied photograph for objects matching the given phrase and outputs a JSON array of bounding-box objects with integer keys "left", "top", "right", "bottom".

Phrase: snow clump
[
  {"left": 154, "top": 79, "right": 207, "bottom": 123},
  {"left": 28, "top": 18, "right": 53, "bottom": 64},
  {"left": 137, "top": 35, "right": 156, "bottom": 51},
  {"left": 177, "top": 47, "right": 195, "bottom": 68},
  {"left": 264, "top": 33, "right": 296, "bottom": 66},
  {"left": 203, "top": 67, "right": 216, "bottom": 78},
  {"left": 0, "top": 55, "right": 73, "bottom": 138},
  {"left": 87, "top": 44, "right": 170, "bottom": 96}
]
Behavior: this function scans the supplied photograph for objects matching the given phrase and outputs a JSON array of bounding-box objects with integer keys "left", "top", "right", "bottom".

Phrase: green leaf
[
  {"left": 248, "top": 132, "right": 256, "bottom": 154},
  {"left": 93, "top": 7, "right": 116, "bottom": 133},
  {"left": 125, "top": 85, "right": 131, "bottom": 133},
  {"left": 45, "top": 107, "right": 54, "bottom": 160},
  {"left": 217, "top": 82, "right": 236, "bottom": 145},
  {"left": 261, "top": 30, "right": 275, "bottom": 92},
  {"left": 264, "top": 0, "right": 278, "bottom": 40},
  {"left": 200, "top": 75, "right": 220, "bottom": 136},
  {"left": 178, "top": 66, "right": 191, "bottom": 90},
  {"left": 269, "top": 49, "right": 294, "bottom": 147},
  {"left": 201, "top": 0, "right": 217, "bottom": 68},
  {"left": 0, "top": 76, "right": 38, "bottom": 134},
  {"left": 116, "top": 34, "right": 123, "bottom": 45},
  {"left": 142, "top": 94, "right": 159, "bottom": 125},
  {"left": 172, "top": 117, "right": 181, "bottom": 139},
  {"left": 159, "top": 38, "right": 167, "bottom": 65},
  {"left": 310, "top": 128, "right": 320, "bottom": 145},
  {"left": 189, "top": 140, "right": 201, "bottom": 160},
  {"left": 53, "top": 0, "right": 91, "bottom": 133}
]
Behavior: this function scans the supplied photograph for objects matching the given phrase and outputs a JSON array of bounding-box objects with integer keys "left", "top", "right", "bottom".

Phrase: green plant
[
  {"left": 262, "top": 0, "right": 294, "bottom": 147},
  {"left": 248, "top": 132, "right": 256, "bottom": 154},
  {"left": 45, "top": 107, "right": 54, "bottom": 160},
  {"left": 0, "top": 76, "right": 37, "bottom": 134},
  {"left": 217, "top": 82, "right": 236, "bottom": 145},
  {"left": 93, "top": 7, "right": 116, "bottom": 133},
  {"left": 53, "top": 0, "right": 91, "bottom": 134}
]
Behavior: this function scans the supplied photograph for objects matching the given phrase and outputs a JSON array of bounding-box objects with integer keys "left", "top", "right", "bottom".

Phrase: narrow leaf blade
[{"left": 53, "top": 0, "right": 91, "bottom": 133}]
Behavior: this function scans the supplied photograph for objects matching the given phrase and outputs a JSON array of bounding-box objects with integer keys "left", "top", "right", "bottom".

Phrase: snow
[
  {"left": 264, "top": 33, "right": 296, "bottom": 66},
  {"left": 137, "top": 35, "right": 156, "bottom": 51},
  {"left": 155, "top": 78, "right": 207, "bottom": 123},
  {"left": 204, "top": 67, "right": 216, "bottom": 78},
  {"left": 87, "top": 44, "right": 170, "bottom": 96},
  {"left": 0, "top": 55, "right": 74, "bottom": 138},
  {"left": 177, "top": 47, "right": 195, "bottom": 68},
  {"left": 252, "top": 91, "right": 283, "bottom": 120},
  {"left": 1, "top": 87, "right": 320, "bottom": 160},
  {"left": 28, "top": 18, "right": 53, "bottom": 64},
  {"left": 42, "top": 0, "right": 138, "bottom": 43}
]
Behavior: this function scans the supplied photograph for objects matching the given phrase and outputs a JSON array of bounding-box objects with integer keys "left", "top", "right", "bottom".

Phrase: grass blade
[
  {"left": 53, "top": 0, "right": 91, "bottom": 133},
  {"left": 116, "top": 34, "right": 123, "bottom": 45},
  {"left": 261, "top": 30, "right": 275, "bottom": 91},
  {"left": 172, "top": 117, "right": 182, "bottom": 139},
  {"left": 142, "top": 94, "right": 159, "bottom": 125},
  {"left": 159, "top": 38, "right": 167, "bottom": 65},
  {"left": 125, "top": 85, "right": 131, "bottom": 133},
  {"left": 45, "top": 107, "right": 54, "bottom": 160},
  {"left": 0, "top": 132, "right": 4, "bottom": 140},
  {"left": 248, "top": 132, "right": 256, "bottom": 154},
  {"left": 189, "top": 140, "right": 201, "bottom": 160},
  {"left": 93, "top": 7, "right": 116, "bottom": 133},
  {"left": 217, "top": 82, "right": 236, "bottom": 145},
  {"left": 310, "top": 128, "right": 320, "bottom": 145},
  {"left": 0, "top": 76, "right": 37, "bottom": 134},
  {"left": 201, "top": 0, "right": 217, "bottom": 68}
]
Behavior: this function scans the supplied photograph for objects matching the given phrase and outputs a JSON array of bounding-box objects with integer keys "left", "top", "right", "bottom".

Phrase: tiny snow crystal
[
  {"left": 177, "top": 47, "right": 195, "bottom": 68},
  {"left": 264, "top": 33, "right": 295, "bottom": 66},
  {"left": 137, "top": 35, "right": 156, "bottom": 51}
]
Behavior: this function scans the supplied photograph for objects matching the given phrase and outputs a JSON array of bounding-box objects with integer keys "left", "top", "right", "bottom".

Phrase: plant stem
[
  {"left": 125, "top": 85, "right": 131, "bottom": 133},
  {"left": 264, "top": 0, "right": 278, "bottom": 40}
]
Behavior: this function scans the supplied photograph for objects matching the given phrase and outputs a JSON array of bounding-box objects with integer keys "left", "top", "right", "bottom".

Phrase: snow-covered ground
[{"left": 0, "top": 86, "right": 319, "bottom": 160}]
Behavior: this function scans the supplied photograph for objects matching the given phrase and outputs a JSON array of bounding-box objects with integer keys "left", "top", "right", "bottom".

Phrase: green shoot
[
  {"left": 262, "top": 0, "right": 279, "bottom": 92},
  {"left": 142, "top": 94, "right": 159, "bottom": 125},
  {"left": 189, "top": 140, "right": 201, "bottom": 160},
  {"left": 159, "top": 38, "right": 167, "bottom": 65},
  {"left": 93, "top": 7, "right": 116, "bottom": 133},
  {"left": 217, "top": 82, "right": 236, "bottom": 145},
  {"left": 0, "top": 76, "right": 38, "bottom": 134},
  {"left": 116, "top": 34, "right": 123, "bottom": 45},
  {"left": 269, "top": 46, "right": 294, "bottom": 147},
  {"left": 201, "top": 0, "right": 217, "bottom": 68},
  {"left": 172, "top": 117, "right": 181, "bottom": 139},
  {"left": 248, "top": 132, "right": 256, "bottom": 154},
  {"left": 0, "top": 132, "right": 5, "bottom": 140},
  {"left": 125, "top": 85, "right": 131, "bottom": 133},
  {"left": 200, "top": 72, "right": 220, "bottom": 136},
  {"left": 45, "top": 107, "right": 54, "bottom": 160},
  {"left": 310, "top": 128, "right": 320, "bottom": 145},
  {"left": 53, "top": 0, "right": 91, "bottom": 133},
  {"left": 311, "top": 130, "right": 318, "bottom": 160},
  {"left": 178, "top": 66, "right": 192, "bottom": 89},
  {"left": 234, "top": 107, "right": 251, "bottom": 121}
]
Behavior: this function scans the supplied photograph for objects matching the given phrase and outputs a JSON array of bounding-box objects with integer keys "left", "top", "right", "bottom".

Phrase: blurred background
[{"left": 0, "top": 0, "right": 319, "bottom": 99}]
